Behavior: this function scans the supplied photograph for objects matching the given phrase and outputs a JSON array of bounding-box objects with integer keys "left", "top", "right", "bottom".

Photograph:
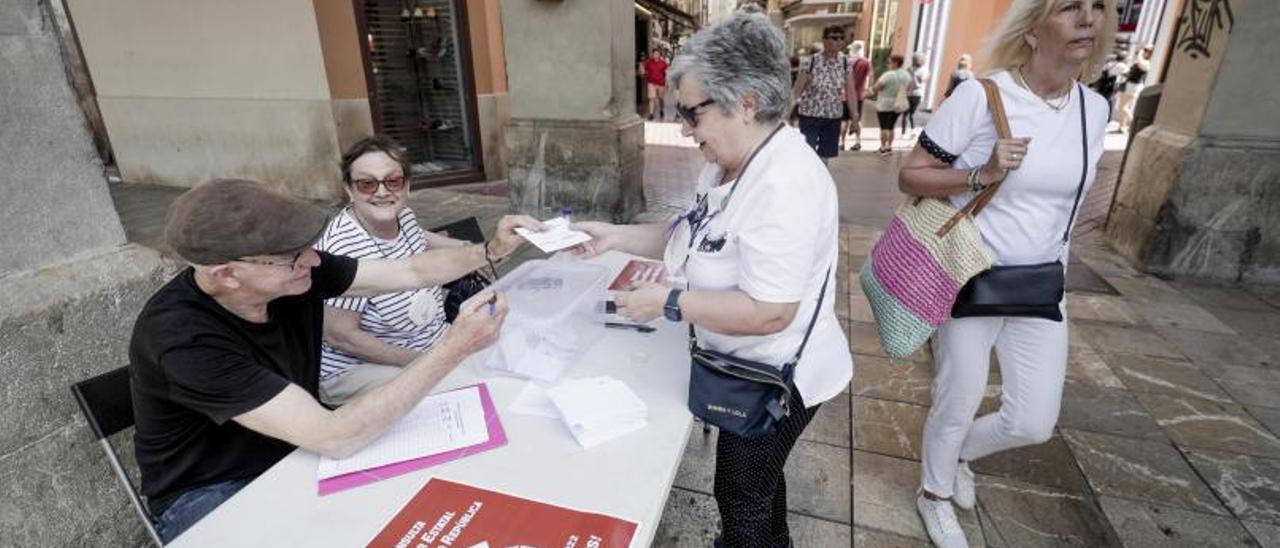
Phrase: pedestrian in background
[
  {"left": 1114, "top": 44, "right": 1150, "bottom": 132},
  {"left": 895, "top": 0, "right": 1114, "bottom": 546},
  {"left": 841, "top": 39, "right": 873, "bottom": 151},
  {"left": 1092, "top": 53, "right": 1124, "bottom": 118},
  {"left": 791, "top": 25, "right": 859, "bottom": 164},
  {"left": 902, "top": 52, "right": 929, "bottom": 136},
  {"left": 870, "top": 53, "right": 912, "bottom": 155},
  {"left": 640, "top": 48, "right": 670, "bottom": 121},
  {"left": 943, "top": 53, "right": 975, "bottom": 98}
]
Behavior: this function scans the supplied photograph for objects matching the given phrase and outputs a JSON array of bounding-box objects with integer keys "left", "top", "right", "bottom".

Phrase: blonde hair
[
  {"left": 981, "top": 0, "right": 1116, "bottom": 81},
  {"left": 958, "top": 54, "right": 972, "bottom": 70}
]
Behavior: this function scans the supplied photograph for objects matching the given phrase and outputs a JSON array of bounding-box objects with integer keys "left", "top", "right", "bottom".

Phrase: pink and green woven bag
[
  {"left": 859, "top": 78, "right": 1010, "bottom": 358},
  {"left": 859, "top": 198, "right": 995, "bottom": 357}
]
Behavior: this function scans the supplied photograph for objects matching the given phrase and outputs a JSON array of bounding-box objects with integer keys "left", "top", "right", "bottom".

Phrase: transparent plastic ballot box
[{"left": 479, "top": 258, "right": 612, "bottom": 382}]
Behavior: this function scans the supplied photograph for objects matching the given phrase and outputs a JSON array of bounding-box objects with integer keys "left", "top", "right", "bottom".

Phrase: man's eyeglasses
[
  {"left": 350, "top": 175, "right": 406, "bottom": 194},
  {"left": 235, "top": 249, "right": 307, "bottom": 271},
  {"left": 675, "top": 98, "right": 716, "bottom": 128}
]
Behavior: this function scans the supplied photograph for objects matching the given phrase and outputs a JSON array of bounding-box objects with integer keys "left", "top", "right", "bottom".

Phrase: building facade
[{"left": 62, "top": 0, "right": 509, "bottom": 199}]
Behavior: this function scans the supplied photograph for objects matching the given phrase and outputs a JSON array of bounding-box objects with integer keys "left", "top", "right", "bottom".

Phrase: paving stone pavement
[{"left": 107, "top": 122, "right": 1279, "bottom": 547}]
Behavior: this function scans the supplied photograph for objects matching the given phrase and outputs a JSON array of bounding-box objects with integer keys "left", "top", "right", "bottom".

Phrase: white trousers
[{"left": 920, "top": 315, "right": 1069, "bottom": 497}]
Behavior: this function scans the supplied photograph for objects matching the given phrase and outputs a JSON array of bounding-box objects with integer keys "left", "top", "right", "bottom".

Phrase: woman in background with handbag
[
  {"left": 570, "top": 13, "right": 852, "bottom": 548},
  {"left": 870, "top": 53, "right": 913, "bottom": 156},
  {"left": 896, "top": 1, "right": 1113, "bottom": 547},
  {"left": 313, "top": 136, "right": 500, "bottom": 406}
]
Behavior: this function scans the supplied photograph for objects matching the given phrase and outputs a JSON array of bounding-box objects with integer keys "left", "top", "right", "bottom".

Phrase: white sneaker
[
  {"left": 953, "top": 461, "right": 976, "bottom": 510},
  {"left": 916, "top": 493, "right": 969, "bottom": 548}
]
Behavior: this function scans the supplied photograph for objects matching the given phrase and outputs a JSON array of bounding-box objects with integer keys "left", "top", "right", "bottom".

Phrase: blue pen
[{"left": 487, "top": 301, "right": 495, "bottom": 316}]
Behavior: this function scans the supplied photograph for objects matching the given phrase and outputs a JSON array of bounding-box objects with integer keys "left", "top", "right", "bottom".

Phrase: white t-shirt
[
  {"left": 918, "top": 71, "right": 1109, "bottom": 264},
  {"left": 663, "top": 125, "right": 853, "bottom": 407}
]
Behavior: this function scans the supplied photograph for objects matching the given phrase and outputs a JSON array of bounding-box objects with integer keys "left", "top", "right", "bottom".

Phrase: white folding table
[{"left": 170, "top": 252, "right": 693, "bottom": 547}]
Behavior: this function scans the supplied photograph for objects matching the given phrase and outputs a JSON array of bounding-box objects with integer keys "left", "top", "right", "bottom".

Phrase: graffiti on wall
[{"left": 1175, "top": 0, "right": 1235, "bottom": 59}]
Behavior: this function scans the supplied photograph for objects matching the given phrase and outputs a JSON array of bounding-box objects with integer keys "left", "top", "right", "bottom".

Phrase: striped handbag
[{"left": 858, "top": 79, "right": 1009, "bottom": 358}]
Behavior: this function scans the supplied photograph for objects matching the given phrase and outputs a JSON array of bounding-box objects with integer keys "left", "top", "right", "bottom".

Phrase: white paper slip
[
  {"left": 565, "top": 416, "right": 648, "bottom": 449},
  {"left": 508, "top": 383, "right": 560, "bottom": 419},
  {"left": 514, "top": 217, "right": 592, "bottom": 253},
  {"left": 546, "top": 376, "right": 649, "bottom": 448},
  {"left": 317, "top": 385, "right": 490, "bottom": 480}
]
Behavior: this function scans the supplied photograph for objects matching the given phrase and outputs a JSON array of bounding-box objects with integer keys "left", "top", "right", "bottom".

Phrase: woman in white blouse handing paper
[
  {"left": 572, "top": 12, "right": 852, "bottom": 548},
  {"left": 896, "top": 1, "right": 1113, "bottom": 547}
]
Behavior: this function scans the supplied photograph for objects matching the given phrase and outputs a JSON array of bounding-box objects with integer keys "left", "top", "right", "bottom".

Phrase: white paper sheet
[
  {"left": 546, "top": 377, "right": 649, "bottom": 449},
  {"left": 317, "top": 386, "right": 490, "bottom": 480},
  {"left": 514, "top": 217, "right": 592, "bottom": 253},
  {"left": 508, "top": 383, "right": 560, "bottom": 419}
]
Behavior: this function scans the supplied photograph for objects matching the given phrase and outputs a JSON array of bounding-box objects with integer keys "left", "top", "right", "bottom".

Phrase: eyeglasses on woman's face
[
  {"left": 676, "top": 98, "right": 716, "bottom": 128},
  {"left": 350, "top": 175, "right": 407, "bottom": 195}
]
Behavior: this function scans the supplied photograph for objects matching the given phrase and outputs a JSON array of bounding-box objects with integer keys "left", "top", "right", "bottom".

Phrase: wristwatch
[{"left": 664, "top": 289, "right": 684, "bottom": 322}]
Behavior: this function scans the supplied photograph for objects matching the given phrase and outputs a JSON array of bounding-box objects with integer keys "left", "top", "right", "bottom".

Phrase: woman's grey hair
[{"left": 667, "top": 12, "right": 791, "bottom": 124}]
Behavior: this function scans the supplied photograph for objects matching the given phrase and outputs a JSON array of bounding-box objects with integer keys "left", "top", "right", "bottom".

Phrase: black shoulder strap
[
  {"left": 1061, "top": 83, "right": 1089, "bottom": 244},
  {"left": 687, "top": 265, "right": 832, "bottom": 369},
  {"left": 787, "top": 266, "right": 832, "bottom": 367},
  {"left": 809, "top": 54, "right": 816, "bottom": 73}
]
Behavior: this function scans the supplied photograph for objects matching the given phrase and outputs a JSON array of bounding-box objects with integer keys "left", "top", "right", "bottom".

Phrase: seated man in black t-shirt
[{"left": 129, "top": 179, "right": 542, "bottom": 542}]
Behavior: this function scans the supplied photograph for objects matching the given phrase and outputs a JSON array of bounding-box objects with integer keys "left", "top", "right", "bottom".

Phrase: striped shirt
[{"left": 314, "top": 206, "right": 447, "bottom": 380}]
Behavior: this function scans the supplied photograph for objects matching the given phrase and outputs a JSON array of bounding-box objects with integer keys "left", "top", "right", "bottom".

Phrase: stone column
[
  {"left": 0, "top": 1, "right": 168, "bottom": 544},
  {"left": 500, "top": 0, "right": 645, "bottom": 222},
  {"left": 1107, "top": 0, "right": 1280, "bottom": 283}
]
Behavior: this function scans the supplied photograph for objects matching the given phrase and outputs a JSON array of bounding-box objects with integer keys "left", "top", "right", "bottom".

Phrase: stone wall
[
  {"left": 1107, "top": 0, "right": 1280, "bottom": 284},
  {"left": 0, "top": 0, "right": 126, "bottom": 277},
  {"left": 0, "top": 248, "right": 173, "bottom": 547},
  {"left": 500, "top": 0, "right": 645, "bottom": 221},
  {"left": 0, "top": 1, "right": 171, "bottom": 545},
  {"left": 505, "top": 117, "right": 645, "bottom": 221}
]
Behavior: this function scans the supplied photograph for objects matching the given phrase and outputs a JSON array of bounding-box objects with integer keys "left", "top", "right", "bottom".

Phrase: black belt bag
[
  {"left": 687, "top": 267, "right": 829, "bottom": 438},
  {"left": 952, "top": 83, "right": 1090, "bottom": 323}
]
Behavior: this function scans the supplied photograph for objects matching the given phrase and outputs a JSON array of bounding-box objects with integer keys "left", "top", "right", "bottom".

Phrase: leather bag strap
[{"left": 935, "top": 78, "right": 1012, "bottom": 237}]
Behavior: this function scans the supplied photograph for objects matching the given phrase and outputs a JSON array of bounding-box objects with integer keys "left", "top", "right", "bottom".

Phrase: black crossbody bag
[
  {"left": 688, "top": 268, "right": 830, "bottom": 438},
  {"left": 951, "top": 82, "right": 1089, "bottom": 322}
]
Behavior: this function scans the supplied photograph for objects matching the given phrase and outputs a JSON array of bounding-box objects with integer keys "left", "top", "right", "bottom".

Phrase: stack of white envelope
[{"left": 542, "top": 377, "right": 649, "bottom": 449}]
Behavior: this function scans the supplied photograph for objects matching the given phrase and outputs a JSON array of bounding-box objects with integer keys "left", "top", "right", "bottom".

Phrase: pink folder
[{"left": 318, "top": 383, "right": 508, "bottom": 496}]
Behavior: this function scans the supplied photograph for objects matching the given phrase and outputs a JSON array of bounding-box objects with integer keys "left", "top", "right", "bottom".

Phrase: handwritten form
[{"left": 317, "top": 386, "right": 490, "bottom": 480}]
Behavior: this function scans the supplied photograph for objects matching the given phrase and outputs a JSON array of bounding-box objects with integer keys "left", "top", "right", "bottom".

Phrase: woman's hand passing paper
[{"left": 567, "top": 221, "right": 619, "bottom": 259}]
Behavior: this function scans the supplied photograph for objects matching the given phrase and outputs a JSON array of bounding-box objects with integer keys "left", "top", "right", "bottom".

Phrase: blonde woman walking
[{"left": 896, "top": 1, "right": 1114, "bottom": 546}]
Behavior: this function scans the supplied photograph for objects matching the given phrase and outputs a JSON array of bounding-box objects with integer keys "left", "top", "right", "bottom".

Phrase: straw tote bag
[{"left": 858, "top": 79, "right": 1011, "bottom": 358}]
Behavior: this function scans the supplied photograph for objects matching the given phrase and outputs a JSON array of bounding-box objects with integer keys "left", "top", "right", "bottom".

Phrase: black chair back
[
  {"left": 70, "top": 366, "right": 163, "bottom": 546},
  {"left": 429, "top": 217, "right": 485, "bottom": 244},
  {"left": 71, "top": 366, "right": 135, "bottom": 440}
]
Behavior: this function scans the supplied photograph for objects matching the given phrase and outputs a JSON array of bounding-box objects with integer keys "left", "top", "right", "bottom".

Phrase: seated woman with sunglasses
[
  {"left": 313, "top": 136, "right": 475, "bottom": 406},
  {"left": 572, "top": 12, "right": 852, "bottom": 548}
]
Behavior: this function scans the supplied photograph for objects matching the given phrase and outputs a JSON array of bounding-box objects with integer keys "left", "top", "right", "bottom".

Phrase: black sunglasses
[
  {"left": 675, "top": 98, "right": 716, "bottom": 127},
  {"left": 825, "top": 35, "right": 845, "bottom": 41}
]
